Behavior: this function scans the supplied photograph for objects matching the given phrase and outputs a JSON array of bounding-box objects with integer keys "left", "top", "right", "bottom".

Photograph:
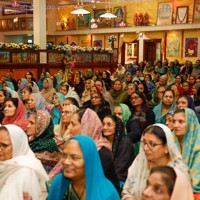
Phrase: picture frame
[
  {"left": 7, "top": 19, "right": 14, "bottom": 30},
  {"left": 20, "top": 18, "right": 26, "bottom": 30},
  {"left": 193, "top": 0, "right": 200, "bottom": 23},
  {"left": 1, "top": 19, "right": 8, "bottom": 31},
  {"left": 94, "top": 40, "right": 102, "bottom": 47},
  {"left": 176, "top": 6, "right": 188, "bottom": 24},
  {"left": 113, "top": 6, "right": 126, "bottom": 27},
  {"left": 185, "top": 38, "right": 198, "bottom": 57},
  {"left": 77, "top": 14, "right": 91, "bottom": 29},
  {"left": 113, "top": 48, "right": 118, "bottom": 63},
  {"left": 27, "top": 18, "right": 33, "bottom": 30},
  {"left": 93, "top": 9, "right": 111, "bottom": 28},
  {"left": 13, "top": 20, "right": 20, "bottom": 30},
  {"left": 157, "top": 2, "right": 173, "bottom": 25}
]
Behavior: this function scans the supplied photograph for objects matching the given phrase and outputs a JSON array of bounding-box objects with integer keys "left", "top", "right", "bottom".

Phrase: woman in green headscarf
[
  {"left": 26, "top": 110, "right": 60, "bottom": 173},
  {"left": 173, "top": 108, "right": 200, "bottom": 200}
]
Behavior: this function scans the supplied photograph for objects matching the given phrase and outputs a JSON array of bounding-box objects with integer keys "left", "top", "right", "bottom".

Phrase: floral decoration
[
  {"left": 0, "top": 42, "right": 40, "bottom": 50},
  {"left": 107, "top": 35, "right": 117, "bottom": 43}
]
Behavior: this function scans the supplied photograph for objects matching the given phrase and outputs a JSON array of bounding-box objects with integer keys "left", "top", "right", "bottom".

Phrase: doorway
[{"left": 144, "top": 39, "right": 162, "bottom": 64}]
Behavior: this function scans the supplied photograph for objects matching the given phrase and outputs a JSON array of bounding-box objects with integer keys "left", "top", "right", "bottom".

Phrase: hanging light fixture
[
  {"left": 99, "top": 10, "right": 116, "bottom": 19},
  {"left": 71, "top": 0, "right": 90, "bottom": 15},
  {"left": 99, "top": 0, "right": 116, "bottom": 19}
]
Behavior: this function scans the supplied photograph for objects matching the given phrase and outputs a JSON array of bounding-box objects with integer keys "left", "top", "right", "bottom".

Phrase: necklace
[{"left": 68, "top": 184, "right": 85, "bottom": 200}]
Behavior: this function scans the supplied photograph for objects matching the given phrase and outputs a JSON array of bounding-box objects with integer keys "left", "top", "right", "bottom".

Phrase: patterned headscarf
[
  {"left": 174, "top": 108, "right": 200, "bottom": 193},
  {"left": 29, "top": 110, "right": 58, "bottom": 153}
]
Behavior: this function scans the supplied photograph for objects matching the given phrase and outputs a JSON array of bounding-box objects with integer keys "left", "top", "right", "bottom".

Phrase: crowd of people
[{"left": 0, "top": 58, "right": 199, "bottom": 200}]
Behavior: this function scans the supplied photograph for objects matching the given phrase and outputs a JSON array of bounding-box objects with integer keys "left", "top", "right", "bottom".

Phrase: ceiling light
[
  {"left": 99, "top": 10, "right": 116, "bottom": 19},
  {"left": 71, "top": 6, "right": 90, "bottom": 15}
]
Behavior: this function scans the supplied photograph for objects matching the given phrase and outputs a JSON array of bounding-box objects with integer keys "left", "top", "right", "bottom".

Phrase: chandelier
[{"left": 71, "top": 0, "right": 90, "bottom": 15}]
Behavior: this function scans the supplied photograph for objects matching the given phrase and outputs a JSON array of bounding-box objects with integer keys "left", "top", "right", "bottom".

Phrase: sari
[
  {"left": 2, "top": 99, "right": 28, "bottom": 131},
  {"left": 122, "top": 124, "right": 189, "bottom": 200},
  {"left": 0, "top": 124, "right": 48, "bottom": 200},
  {"left": 48, "top": 135, "right": 120, "bottom": 200},
  {"left": 174, "top": 108, "right": 200, "bottom": 194}
]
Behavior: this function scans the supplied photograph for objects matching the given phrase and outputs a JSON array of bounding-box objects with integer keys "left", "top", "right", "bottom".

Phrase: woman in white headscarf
[
  {"left": 0, "top": 124, "right": 48, "bottom": 200},
  {"left": 122, "top": 124, "right": 190, "bottom": 200}
]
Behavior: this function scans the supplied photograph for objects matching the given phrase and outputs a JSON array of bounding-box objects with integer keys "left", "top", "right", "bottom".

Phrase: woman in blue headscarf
[
  {"left": 37, "top": 72, "right": 48, "bottom": 91},
  {"left": 48, "top": 135, "right": 120, "bottom": 200},
  {"left": 50, "top": 92, "right": 65, "bottom": 124}
]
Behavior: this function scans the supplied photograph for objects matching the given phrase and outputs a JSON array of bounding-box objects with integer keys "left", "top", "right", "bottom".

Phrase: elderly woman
[
  {"left": 2, "top": 98, "right": 28, "bottom": 131},
  {"left": 0, "top": 124, "right": 48, "bottom": 200},
  {"left": 173, "top": 108, "right": 200, "bottom": 200},
  {"left": 80, "top": 79, "right": 94, "bottom": 105},
  {"left": 122, "top": 124, "right": 189, "bottom": 200},
  {"left": 26, "top": 92, "right": 46, "bottom": 118},
  {"left": 26, "top": 110, "right": 60, "bottom": 173},
  {"left": 48, "top": 136, "right": 120, "bottom": 200},
  {"left": 54, "top": 104, "right": 79, "bottom": 148},
  {"left": 41, "top": 78, "right": 56, "bottom": 104}
]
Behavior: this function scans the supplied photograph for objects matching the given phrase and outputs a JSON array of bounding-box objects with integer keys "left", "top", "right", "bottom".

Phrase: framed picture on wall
[
  {"left": 93, "top": 9, "right": 111, "bottom": 28},
  {"left": 20, "top": 18, "right": 26, "bottom": 30},
  {"left": 94, "top": 40, "right": 102, "bottom": 47},
  {"left": 1, "top": 19, "right": 8, "bottom": 31},
  {"left": 193, "top": 0, "right": 200, "bottom": 23},
  {"left": 113, "top": 48, "right": 118, "bottom": 63},
  {"left": 113, "top": 6, "right": 126, "bottom": 27},
  {"left": 77, "top": 14, "right": 91, "bottom": 29},
  {"left": 27, "top": 18, "right": 33, "bottom": 30},
  {"left": 185, "top": 38, "right": 198, "bottom": 57},
  {"left": 8, "top": 19, "right": 14, "bottom": 30},
  {"left": 14, "top": 20, "right": 19, "bottom": 30},
  {"left": 157, "top": 2, "right": 173, "bottom": 25},
  {"left": 176, "top": 6, "right": 188, "bottom": 24}
]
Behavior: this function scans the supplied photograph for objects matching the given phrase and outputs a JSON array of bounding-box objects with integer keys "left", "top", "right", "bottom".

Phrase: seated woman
[
  {"left": 122, "top": 124, "right": 189, "bottom": 200},
  {"left": 90, "top": 92, "right": 111, "bottom": 121},
  {"left": 153, "top": 89, "right": 176, "bottom": 124},
  {"left": 109, "top": 79, "right": 128, "bottom": 105},
  {"left": 0, "top": 89, "right": 11, "bottom": 123},
  {"left": 26, "top": 92, "right": 46, "bottom": 118},
  {"left": 123, "top": 83, "right": 137, "bottom": 109},
  {"left": 0, "top": 124, "right": 48, "bottom": 200},
  {"left": 142, "top": 166, "right": 193, "bottom": 200},
  {"left": 130, "top": 91, "right": 155, "bottom": 132},
  {"left": 138, "top": 82, "right": 152, "bottom": 101},
  {"left": 173, "top": 108, "right": 200, "bottom": 200},
  {"left": 63, "top": 97, "right": 80, "bottom": 108},
  {"left": 102, "top": 115, "right": 135, "bottom": 183},
  {"left": 177, "top": 94, "right": 200, "bottom": 122},
  {"left": 165, "top": 111, "right": 174, "bottom": 131},
  {"left": 48, "top": 135, "right": 120, "bottom": 200},
  {"left": 59, "top": 82, "right": 81, "bottom": 106},
  {"left": 50, "top": 92, "right": 65, "bottom": 125},
  {"left": 67, "top": 108, "right": 120, "bottom": 194},
  {"left": 54, "top": 104, "right": 79, "bottom": 149},
  {"left": 26, "top": 110, "right": 60, "bottom": 173},
  {"left": 80, "top": 79, "right": 94, "bottom": 105},
  {"left": 17, "top": 78, "right": 28, "bottom": 100},
  {"left": 21, "top": 86, "right": 32, "bottom": 110},
  {"left": 41, "top": 78, "right": 56, "bottom": 104},
  {"left": 2, "top": 98, "right": 28, "bottom": 131}
]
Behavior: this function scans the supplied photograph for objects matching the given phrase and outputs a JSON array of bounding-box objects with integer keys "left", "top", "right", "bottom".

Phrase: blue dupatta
[{"left": 48, "top": 135, "right": 120, "bottom": 200}]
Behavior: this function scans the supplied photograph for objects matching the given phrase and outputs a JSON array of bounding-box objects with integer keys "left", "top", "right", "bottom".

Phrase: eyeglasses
[
  {"left": 130, "top": 96, "right": 140, "bottom": 101},
  {"left": 140, "top": 140, "right": 163, "bottom": 150},
  {"left": 0, "top": 143, "right": 11, "bottom": 150},
  {"left": 61, "top": 110, "right": 72, "bottom": 115},
  {"left": 102, "top": 122, "right": 115, "bottom": 127}
]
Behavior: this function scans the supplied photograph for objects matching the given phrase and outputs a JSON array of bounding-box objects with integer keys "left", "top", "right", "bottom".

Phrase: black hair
[
  {"left": 162, "top": 89, "right": 175, "bottom": 99},
  {"left": 130, "top": 90, "right": 147, "bottom": 109},
  {"left": 5, "top": 98, "right": 19, "bottom": 108},
  {"left": 65, "top": 97, "right": 79, "bottom": 108},
  {"left": 143, "top": 125, "right": 167, "bottom": 144},
  {"left": 0, "top": 89, "right": 11, "bottom": 101},
  {"left": 150, "top": 166, "right": 176, "bottom": 196}
]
